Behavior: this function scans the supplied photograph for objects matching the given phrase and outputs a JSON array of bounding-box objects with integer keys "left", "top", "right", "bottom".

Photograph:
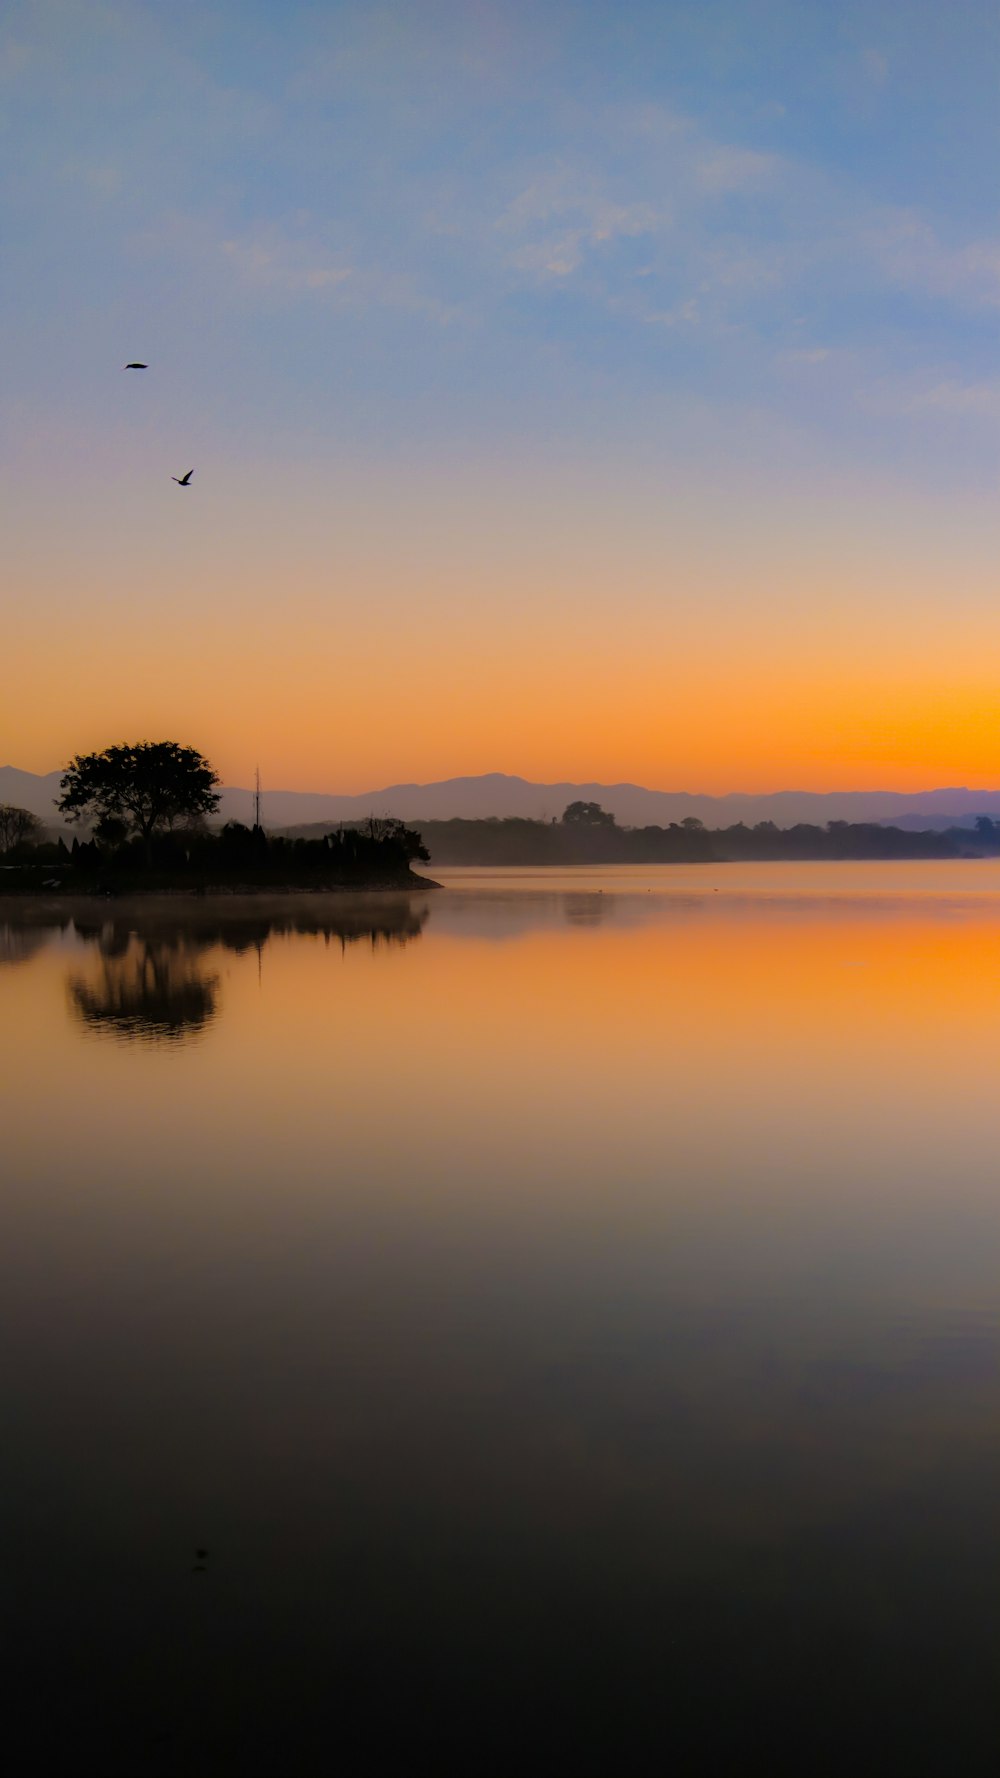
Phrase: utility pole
[{"left": 254, "top": 766, "right": 262, "bottom": 831}]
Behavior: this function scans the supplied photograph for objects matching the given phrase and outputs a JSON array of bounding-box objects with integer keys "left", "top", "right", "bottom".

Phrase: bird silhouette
[
  {"left": 123, "top": 362, "right": 148, "bottom": 369},
  {"left": 172, "top": 470, "right": 194, "bottom": 486}
]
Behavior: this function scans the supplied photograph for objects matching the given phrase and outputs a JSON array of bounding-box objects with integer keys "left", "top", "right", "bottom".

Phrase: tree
[
  {"left": 57, "top": 741, "right": 221, "bottom": 865},
  {"left": 361, "top": 816, "right": 430, "bottom": 862},
  {"left": 562, "top": 800, "right": 616, "bottom": 827},
  {"left": 93, "top": 814, "right": 130, "bottom": 853},
  {"left": 0, "top": 804, "right": 42, "bottom": 854}
]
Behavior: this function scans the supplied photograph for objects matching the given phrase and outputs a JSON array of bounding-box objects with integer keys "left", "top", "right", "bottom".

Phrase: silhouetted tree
[
  {"left": 0, "top": 804, "right": 42, "bottom": 854},
  {"left": 57, "top": 741, "right": 221, "bottom": 866},
  {"left": 347, "top": 816, "right": 427, "bottom": 860},
  {"left": 562, "top": 801, "right": 616, "bottom": 827},
  {"left": 93, "top": 813, "right": 130, "bottom": 854}
]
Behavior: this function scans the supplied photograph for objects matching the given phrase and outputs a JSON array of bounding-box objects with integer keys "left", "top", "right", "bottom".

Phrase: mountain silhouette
[{"left": 5, "top": 764, "right": 1000, "bottom": 832}]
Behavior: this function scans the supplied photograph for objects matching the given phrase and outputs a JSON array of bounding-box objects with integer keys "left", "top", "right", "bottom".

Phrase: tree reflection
[
  {"left": 69, "top": 938, "right": 219, "bottom": 1044},
  {"left": 0, "top": 922, "right": 52, "bottom": 967},
  {"left": 66, "top": 899, "right": 428, "bottom": 1045},
  {"left": 562, "top": 892, "right": 613, "bottom": 927}
]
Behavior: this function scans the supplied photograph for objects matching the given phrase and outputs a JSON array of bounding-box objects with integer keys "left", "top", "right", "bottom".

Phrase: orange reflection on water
[
  {"left": 1, "top": 877, "right": 998, "bottom": 1238},
  {"left": 6, "top": 879, "right": 998, "bottom": 1235}
]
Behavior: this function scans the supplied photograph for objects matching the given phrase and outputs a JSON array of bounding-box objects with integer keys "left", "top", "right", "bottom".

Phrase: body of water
[{"left": 2, "top": 864, "right": 999, "bottom": 1775}]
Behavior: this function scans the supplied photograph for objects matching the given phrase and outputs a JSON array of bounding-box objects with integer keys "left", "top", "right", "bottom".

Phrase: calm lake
[{"left": 3, "top": 862, "right": 999, "bottom": 1776}]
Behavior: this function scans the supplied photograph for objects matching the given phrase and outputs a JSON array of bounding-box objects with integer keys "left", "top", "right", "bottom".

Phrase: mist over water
[{"left": 3, "top": 866, "right": 999, "bottom": 1776}]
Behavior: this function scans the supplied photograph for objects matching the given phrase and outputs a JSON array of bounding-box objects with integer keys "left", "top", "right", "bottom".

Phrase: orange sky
[{"left": 7, "top": 457, "right": 1000, "bottom": 792}]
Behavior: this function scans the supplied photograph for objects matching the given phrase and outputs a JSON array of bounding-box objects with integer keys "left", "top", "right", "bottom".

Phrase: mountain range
[{"left": 4, "top": 765, "right": 1000, "bottom": 831}]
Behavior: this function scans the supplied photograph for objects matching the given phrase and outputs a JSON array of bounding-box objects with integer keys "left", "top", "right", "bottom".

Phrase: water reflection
[
  {"left": 0, "top": 920, "right": 53, "bottom": 967},
  {"left": 69, "top": 936, "right": 220, "bottom": 1043},
  {"left": 3, "top": 871, "right": 1000, "bottom": 1775},
  {"left": 561, "top": 890, "right": 614, "bottom": 926},
  {"left": 64, "top": 898, "right": 429, "bottom": 1044}
]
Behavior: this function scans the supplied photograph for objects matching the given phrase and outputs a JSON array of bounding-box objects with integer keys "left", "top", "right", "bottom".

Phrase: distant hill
[
  {"left": 0, "top": 767, "right": 64, "bottom": 825},
  {"left": 203, "top": 773, "right": 1000, "bottom": 829},
  {"left": 5, "top": 764, "right": 1000, "bottom": 832}
]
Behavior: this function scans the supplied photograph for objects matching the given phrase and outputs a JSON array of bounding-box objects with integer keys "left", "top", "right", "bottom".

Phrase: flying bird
[
  {"left": 172, "top": 470, "right": 194, "bottom": 486},
  {"left": 123, "top": 362, "right": 148, "bottom": 369}
]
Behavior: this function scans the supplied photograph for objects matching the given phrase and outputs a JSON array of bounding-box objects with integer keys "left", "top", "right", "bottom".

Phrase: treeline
[
  {"left": 715, "top": 819, "right": 967, "bottom": 861},
  {"left": 377, "top": 815, "right": 979, "bottom": 866},
  {"left": 7, "top": 781, "right": 999, "bottom": 886},
  {"left": 0, "top": 814, "right": 431, "bottom": 891},
  {"left": 411, "top": 817, "right": 715, "bottom": 865}
]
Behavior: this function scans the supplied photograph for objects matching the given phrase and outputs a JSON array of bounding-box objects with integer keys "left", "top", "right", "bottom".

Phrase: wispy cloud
[
  {"left": 483, "top": 100, "right": 1000, "bottom": 399},
  {"left": 132, "top": 212, "right": 353, "bottom": 301},
  {"left": 497, "top": 169, "right": 664, "bottom": 279},
  {"left": 14, "top": 0, "right": 1000, "bottom": 477},
  {"left": 643, "top": 298, "right": 700, "bottom": 328},
  {"left": 695, "top": 147, "right": 780, "bottom": 194},
  {"left": 904, "top": 380, "right": 1000, "bottom": 419},
  {"left": 869, "top": 209, "right": 1000, "bottom": 308},
  {"left": 219, "top": 228, "right": 353, "bottom": 295},
  {"left": 131, "top": 209, "right": 471, "bottom": 332},
  {"left": 480, "top": 105, "right": 804, "bottom": 326}
]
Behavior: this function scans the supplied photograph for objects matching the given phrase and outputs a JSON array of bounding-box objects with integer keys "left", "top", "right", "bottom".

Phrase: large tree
[
  {"left": 57, "top": 741, "right": 221, "bottom": 863},
  {"left": 562, "top": 800, "right": 616, "bottom": 828}
]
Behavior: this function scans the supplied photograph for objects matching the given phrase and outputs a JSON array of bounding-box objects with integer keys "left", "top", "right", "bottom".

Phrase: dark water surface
[{"left": 2, "top": 865, "right": 999, "bottom": 1776}]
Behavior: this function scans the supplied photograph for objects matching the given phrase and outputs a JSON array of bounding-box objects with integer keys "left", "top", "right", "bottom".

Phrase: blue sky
[
  {"left": 6, "top": 0, "right": 1000, "bottom": 477},
  {"left": 5, "top": 1, "right": 1000, "bottom": 790}
]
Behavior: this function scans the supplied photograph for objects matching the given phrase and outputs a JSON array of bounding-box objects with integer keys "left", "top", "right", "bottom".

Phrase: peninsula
[{"left": 0, "top": 740, "right": 436, "bottom": 896}]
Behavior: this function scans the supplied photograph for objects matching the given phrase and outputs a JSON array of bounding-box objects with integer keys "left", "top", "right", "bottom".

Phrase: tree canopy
[
  {"left": 57, "top": 742, "right": 221, "bottom": 848},
  {"left": 562, "top": 800, "right": 616, "bottom": 827}
]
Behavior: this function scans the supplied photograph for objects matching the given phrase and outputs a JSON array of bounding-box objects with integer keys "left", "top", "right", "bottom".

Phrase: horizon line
[{"left": 5, "top": 763, "right": 1000, "bottom": 801}]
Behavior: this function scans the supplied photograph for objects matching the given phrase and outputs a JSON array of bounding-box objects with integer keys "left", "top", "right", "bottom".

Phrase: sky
[{"left": 5, "top": 0, "right": 1000, "bottom": 794}]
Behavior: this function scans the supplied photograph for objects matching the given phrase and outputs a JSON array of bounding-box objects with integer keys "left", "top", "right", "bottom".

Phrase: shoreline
[{"left": 0, "top": 873, "right": 440, "bottom": 915}]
